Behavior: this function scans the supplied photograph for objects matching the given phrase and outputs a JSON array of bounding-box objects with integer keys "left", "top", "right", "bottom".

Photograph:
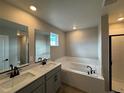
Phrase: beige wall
[
  {"left": 0, "top": 1, "right": 65, "bottom": 62},
  {"left": 65, "top": 27, "right": 98, "bottom": 59},
  {"left": 109, "top": 22, "right": 124, "bottom": 35}
]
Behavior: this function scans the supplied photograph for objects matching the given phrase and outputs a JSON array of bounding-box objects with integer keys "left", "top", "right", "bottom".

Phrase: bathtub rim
[{"left": 61, "top": 67, "right": 104, "bottom": 80}]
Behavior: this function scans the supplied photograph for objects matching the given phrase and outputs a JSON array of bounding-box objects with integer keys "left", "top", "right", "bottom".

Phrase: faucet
[
  {"left": 42, "top": 58, "right": 48, "bottom": 65},
  {"left": 38, "top": 57, "right": 42, "bottom": 62},
  {"left": 9, "top": 64, "right": 20, "bottom": 78},
  {"left": 38, "top": 57, "right": 48, "bottom": 65},
  {"left": 87, "top": 65, "right": 95, "bottom": 75},
  {"left": 10, "top": 64, "right": 13, "bottom": 70}
]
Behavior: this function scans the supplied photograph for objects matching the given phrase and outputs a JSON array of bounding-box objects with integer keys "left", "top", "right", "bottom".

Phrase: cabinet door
[
  {"left": 46, "top": 71, "right": 61, "bottom": 93},
  {"left": 46, "top": 75, "right": 55, "bottom": 93},
  {"left": 16, "top": 76, "right": 45, "bottom": 93},
  {"left": 32, "top": 84, "right": 45, "bottom": 93},
  {"left": 54, "top": 71, "right": 61, "bottom": 92}
]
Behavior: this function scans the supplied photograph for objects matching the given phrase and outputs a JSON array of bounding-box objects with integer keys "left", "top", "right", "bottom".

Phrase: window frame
[{"left": 50, "top": 32, "right": 59, "bottom": 46}]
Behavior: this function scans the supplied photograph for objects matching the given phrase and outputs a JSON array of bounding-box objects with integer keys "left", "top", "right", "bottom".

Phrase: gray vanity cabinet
[
  {"left": 46, "top": 66, "right": 61, "bottom": 93},
  {"left": 16, "top": 76, "right": 45, "bottom": 93},
  {"left": 16, "top": 65, "right": 61, "bottom": 93}
]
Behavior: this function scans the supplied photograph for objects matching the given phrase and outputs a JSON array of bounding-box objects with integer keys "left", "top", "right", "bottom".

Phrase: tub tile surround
[{"left": 0, "top": 62, "right": 61, "bottom": 93}]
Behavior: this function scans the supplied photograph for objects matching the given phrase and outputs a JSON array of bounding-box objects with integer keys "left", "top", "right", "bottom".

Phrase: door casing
[{"left": 0, "top": 35, "right": 9, "bottom": 72}]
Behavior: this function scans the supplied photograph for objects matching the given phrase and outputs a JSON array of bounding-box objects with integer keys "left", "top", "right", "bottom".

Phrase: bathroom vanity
[
  {"left": 0, "top": 62, "right": 61, "bottom": 93},
  {"left": 0, "top": 18, "right": 61, "bottom": 93}
]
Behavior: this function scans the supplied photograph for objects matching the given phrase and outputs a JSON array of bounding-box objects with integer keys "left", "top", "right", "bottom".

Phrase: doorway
[
  {"left": 0, "top": 35, "right": 9, "bottom": 72},
  {"left": 110, "top": 34, "right": 124, "bottom": 92}
]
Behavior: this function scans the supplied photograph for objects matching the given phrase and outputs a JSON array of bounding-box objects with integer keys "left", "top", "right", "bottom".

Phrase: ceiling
[
  {"left": 4, "top": 0, "right": 103, "bottom": 31},
  {"left": 103, "top": 0, "right": 124, "bottom": 24}
]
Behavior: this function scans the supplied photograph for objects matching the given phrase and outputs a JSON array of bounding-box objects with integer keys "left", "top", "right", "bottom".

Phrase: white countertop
[{"left": 0, "top": 61, "right": 61, "bottom": 93}]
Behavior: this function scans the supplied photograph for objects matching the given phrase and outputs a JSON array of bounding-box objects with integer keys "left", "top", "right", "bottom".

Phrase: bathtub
[{"left": 55, "top": 57, "right": 107, "bottom": 93}]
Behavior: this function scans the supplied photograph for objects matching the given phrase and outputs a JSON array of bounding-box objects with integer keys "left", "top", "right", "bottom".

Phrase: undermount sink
[{"left": 0, "top": 72, "right": 35, "bottom": 90}]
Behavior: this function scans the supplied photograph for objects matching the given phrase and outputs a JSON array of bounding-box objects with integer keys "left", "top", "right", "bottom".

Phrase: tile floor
[
  {"left": 58, "top": 84, "right": 87, "bottom": 93},
  {"left": 112, "top": 80, "right": 124, "bottom": 93}
]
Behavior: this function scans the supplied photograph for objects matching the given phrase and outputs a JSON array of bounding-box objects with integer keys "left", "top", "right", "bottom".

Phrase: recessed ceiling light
[
  {"left": 30, "top": 5, "right": 37, "bottom": 11},
  {"left": 117, "top": 17, "right": 124, "bottom": 21},
  {"left": 73, "top": 26, "right": 77, "bottom": 30}
]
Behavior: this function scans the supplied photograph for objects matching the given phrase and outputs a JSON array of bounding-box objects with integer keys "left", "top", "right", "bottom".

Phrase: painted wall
[
  {"left": 109, "top": 22, "right": 124, "bottom": 35},
  {"left": 65, "top": 27, "right": 98, "bottom": 59},
  {"left": 0, "top": 1, "right": 65, "bottom": 62}
]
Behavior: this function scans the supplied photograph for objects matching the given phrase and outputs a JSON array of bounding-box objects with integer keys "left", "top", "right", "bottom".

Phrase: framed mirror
[
  {"left": 35, "top": 29, "right": 50, "bottom": 62},
  {"left": 0, "top": 19, "right": 29, "bottom": 73}
]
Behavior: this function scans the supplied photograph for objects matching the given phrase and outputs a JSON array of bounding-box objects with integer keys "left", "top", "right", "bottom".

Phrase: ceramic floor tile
[
  {"left": 58, "top": 84, "right": 87, "bottom": 93},
  {"left": 112, "top": 80, "right": 124, "bottom": 93}
]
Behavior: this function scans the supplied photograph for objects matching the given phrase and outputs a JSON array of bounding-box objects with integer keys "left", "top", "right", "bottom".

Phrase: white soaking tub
[{"left": 55, "top": 57, "right": 107, "bottom": 93}]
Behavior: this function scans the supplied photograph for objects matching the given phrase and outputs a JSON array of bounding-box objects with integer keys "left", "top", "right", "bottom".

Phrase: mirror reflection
[
  {"left": 35, "top": 30, "right": 50, "bottom": 62},
  {"left": 0, "top": 19, "right": 29, "bottom": 73}
]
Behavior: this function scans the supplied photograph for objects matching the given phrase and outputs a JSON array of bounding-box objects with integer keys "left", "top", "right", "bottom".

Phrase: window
[{"left": 50, "top": 32, "right": 59, "bottom": 46}]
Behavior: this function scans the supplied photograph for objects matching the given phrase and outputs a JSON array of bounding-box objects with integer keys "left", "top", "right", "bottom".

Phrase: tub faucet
[{"left": 87, "top": 65, "right": 95, "bottom": 75}]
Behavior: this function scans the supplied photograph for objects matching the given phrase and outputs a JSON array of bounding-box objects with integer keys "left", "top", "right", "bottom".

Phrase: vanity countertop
[{"left": 0, "top": 61, "right": 61, "bottom": 93}]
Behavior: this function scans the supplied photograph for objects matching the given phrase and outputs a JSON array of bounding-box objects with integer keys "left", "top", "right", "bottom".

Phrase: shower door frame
[{"left": 109, "top": 34, "right": 124, "bottom": 91}]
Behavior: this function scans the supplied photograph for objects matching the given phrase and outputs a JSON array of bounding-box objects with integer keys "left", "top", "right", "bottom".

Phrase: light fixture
[
  {"left": 17, "top": 33, "right": 20, "bottom": 36},
  {"left": 30, "top": 5, "right": 37, "bottom": 11},
  {"left": 73, "top": 26, "right": 77, "bottom": 30},
  {"left": 117, "top": 17, "right": 124, "bottom": 21}
]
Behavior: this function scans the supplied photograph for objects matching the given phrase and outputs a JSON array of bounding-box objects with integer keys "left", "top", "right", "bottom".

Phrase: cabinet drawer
[
  {"left": 16, "top": 76, "right": 45, "bottom": 93},
  {"left": 46, "top": 66, "right": 61, "bottom": 80}
]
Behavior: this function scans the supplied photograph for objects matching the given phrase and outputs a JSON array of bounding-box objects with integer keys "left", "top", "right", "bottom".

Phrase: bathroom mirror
[
  {"left": 35, "top": 29, "right": 50, "bottom": 62},
  {"left": 0, "top": 19, "right": 29, "bottom": 73}
]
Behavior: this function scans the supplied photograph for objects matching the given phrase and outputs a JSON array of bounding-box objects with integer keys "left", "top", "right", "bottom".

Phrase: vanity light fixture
[
  {"left": 73, "top": 26, "right": 77, "bottom": 30},
  {"left": 17, "top": 32, "right": 20, "bottom": 36},
  {"left": 30, "top": 5, "right": 37, "bottom": 11},
  {"left": 117, "top": 17, "right": 124, "bottom": 21}
]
